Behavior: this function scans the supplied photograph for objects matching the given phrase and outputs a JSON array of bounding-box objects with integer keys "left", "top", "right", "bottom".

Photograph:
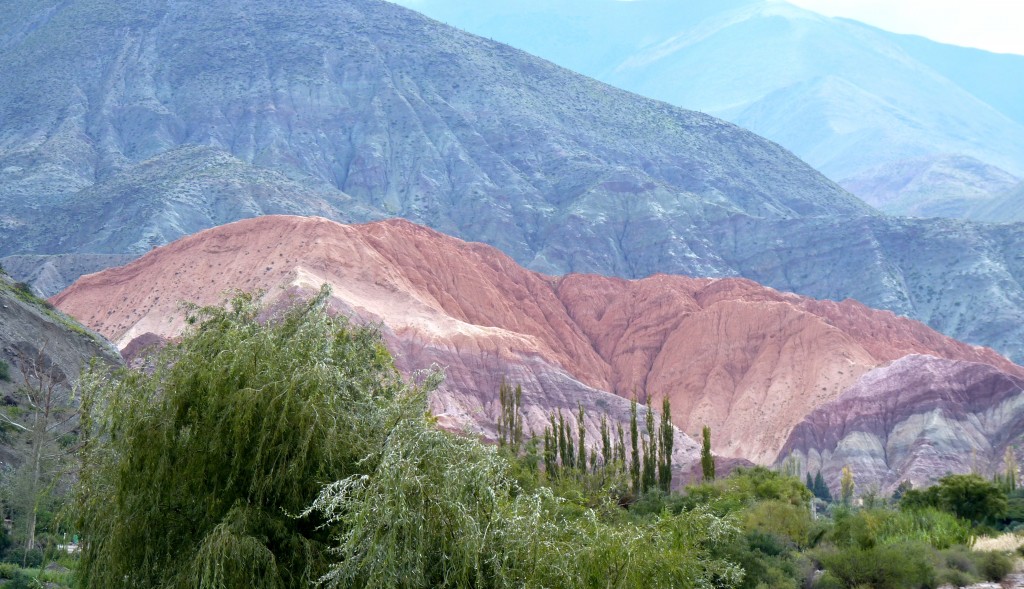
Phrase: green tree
[
  {"left": 932, "top": 474, "right": 1008, "bottom": 525},
  {"left": 543, "top": 421, "right": 557, "bottom": 478},
  {"left": 642, "top": 406, "right": 657, "bottom": 493},
  {"left": 73, "top": 287, "right": 434, "bottom": 588},
  {"left": 600, "top": 415, "right": 611, "bottom": 467},
  {"left": 658, "top": 397, "right": 674, "bottom": 493},
  {"left": 630, "top": 397, "right": 640, "bottom": 495},
  {"left": 576, "top": 403, "right": 587, "bottom": 473},
  {"left": 701, "top": 425, "right": 715, "bottom": 482},
  {"left": 997, "top": 447, "right": 1018, "bottom": 493},
  {"left": 496, "top": 379, "right": 523, "bottom": 453},
  {"left": 0, "top": 344, "right": 79, "bottom": 561},
  {"left": 813, "top": 470, "right": 833, "bottom": 503},
  {"left": 558, "top": 410, "right": 571, "bottom": 469},
  {"left": 840, "top": 465, "right": 855, "bottom": 505}
]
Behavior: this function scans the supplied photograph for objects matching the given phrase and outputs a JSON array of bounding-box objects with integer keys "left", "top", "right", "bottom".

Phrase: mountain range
[
  {"left": 394, "top": 0, "right": 1024, "bottom": 219},
  {"left": 2, "top": 0, "right": 1024, "bottom": 366},
  {"left": 52, "top": 215, "right": 1024, "bottom": 491}
]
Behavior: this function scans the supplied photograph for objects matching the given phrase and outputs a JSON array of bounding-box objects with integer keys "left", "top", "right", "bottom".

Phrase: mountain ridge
[
  {"left": 2, "top": 0, "right": 1024, "bottom": 366},
  {"left": 52, "top": 215, "right": 1024, "bottom": 479}
]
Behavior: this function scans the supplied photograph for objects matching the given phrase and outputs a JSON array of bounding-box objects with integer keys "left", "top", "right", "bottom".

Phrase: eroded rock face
[
  {"left": 779, "top": 355, "right": 1024, "bottom": 494},
  {"left": 53, "top": 216, "right": 1024, "bottom": 472}
]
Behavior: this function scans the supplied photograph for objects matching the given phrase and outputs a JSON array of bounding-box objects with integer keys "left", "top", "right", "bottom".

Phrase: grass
[{"left": 973, "top": 532, "right": 1024, "bottom": 552}]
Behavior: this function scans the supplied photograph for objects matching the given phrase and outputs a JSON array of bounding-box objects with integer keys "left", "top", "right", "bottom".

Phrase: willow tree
[{"left": 74, "top": 287, "right": 433, "bottom": 589}]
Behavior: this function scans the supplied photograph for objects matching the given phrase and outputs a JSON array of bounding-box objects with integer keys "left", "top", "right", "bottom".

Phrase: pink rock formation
[
  {"left": 53, "top": 216, "right": 1024, "bottom": 468},
  {"left": 779, "top": 355, "right": 1024, "bottom": 493}
]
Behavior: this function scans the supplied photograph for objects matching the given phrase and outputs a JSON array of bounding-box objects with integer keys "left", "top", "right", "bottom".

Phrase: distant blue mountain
[{"left": 394, "top": 0, "right": 1024, "bottom": 220}]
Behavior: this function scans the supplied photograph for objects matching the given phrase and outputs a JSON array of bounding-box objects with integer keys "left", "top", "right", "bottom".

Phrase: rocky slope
[
  {"left": 780, "top": 355, "right": 1024, "bottom": 494},
  {"left": 0, "top": 274, "right": 121, "bottom": 464},
  {"left": 395, "top": 0, "right": 1024, "bottom": 218},
  {"left": 840, "top": 155, "right": 1019, "bottom": 219},
  {"left": 3, "top": 0, "right": 1024, "bottom": 367},
  {"left": 52, "top": 216, "right": 1024, "bottom": 479},
  {"left": 971, "top": 182, "right": 1024, "bottom": 224}
]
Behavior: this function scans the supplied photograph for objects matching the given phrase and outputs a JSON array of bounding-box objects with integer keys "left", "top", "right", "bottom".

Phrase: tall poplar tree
[
  {"left": 630, "top": 397, "right": 641, "bottom": 495},
  {"left": 576, "top": 403, "right": 587, "bottom": 473},
  {"left": 700, "top": 426, "right": 715, "bottom": 482},
  {"left": 658, "top": 397, "right": 673, "bottom": 492}
]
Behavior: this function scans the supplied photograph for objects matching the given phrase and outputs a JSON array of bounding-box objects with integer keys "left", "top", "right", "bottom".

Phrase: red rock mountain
[{"left": 53, "top": 216, "right": 1024, "bottom": 480}]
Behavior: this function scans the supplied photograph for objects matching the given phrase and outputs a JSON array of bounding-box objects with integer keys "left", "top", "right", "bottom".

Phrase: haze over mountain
[
  {"left": 52, "top": 216, "right": 1024, "bottom": 488},
  {"left": 3, "top": 0, "right": 1024, "bottom": 365},
  {"left": 395, "top": 0, "right": 1024, "bottom": 219}
]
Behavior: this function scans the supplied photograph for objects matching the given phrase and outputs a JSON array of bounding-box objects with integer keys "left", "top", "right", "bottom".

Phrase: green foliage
[
  {"left": 902, "top": 474, "right": 1008, "bottom": 525},
  {"left": 995, "top": 447, "right": 1018, "bottom": 493},
  {"left": 828, "top": 507, "right": 973, "bottom": 550},
  {"left": 73, "top": 287, "right": 428, "bottom": 588},
  {"left": 630, "top": 398, "right": 640, "bottom": 495},
  {"left": 815, "top": 541, "right": 935, "bottom": 589},
  {"left": 309, "top": 389, "right": 744, "bottom": 589},
  {"left": 975, "top": 550, "right": 1014, "bottom": 581},
  {"left": 701, "top": 425, "right": 715, "bottom": 482},
  {"left": 0, "top": 562, "right": 19, "bottom": 578},
  {"left": 0, "top": 359, "right": 9, "bottom": 382},
  {"left": 839, "top": 466, "right": 854, "bottom": 505},
  {"left": 812, "top": 471, "right": 833, "bottom": 502},
  {"left": 496, "top": 379, "right": 523, "bottom": 453},
  {"left": 577, "top": 403, "right": 587, "bottom": 473},
  {"left": 658, "top": 397, "right": 673, "bottom": 492},
  {"left": 742, "top": 500, "right": 813, "bottom": 549},
  {"left": 2, "top": 572, "right": 32, "bottom": 589}
]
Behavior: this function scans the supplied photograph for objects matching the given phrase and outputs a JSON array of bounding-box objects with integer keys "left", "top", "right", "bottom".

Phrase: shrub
[
  {"left": 975, "top": 550, "right": 1014, "bottom": 581},
  {"left": 0, "top": 562, "right": 18, "bottom": 579},
  {"left": 876, "top": 508, "right": 974, "bottom": 549},
  {"left": 813, "top": 571, "right": 844, "bottom": 589},
  {"left": 21, "top": 548, "right": 42, "bottom": 568},
  {"left": 0, "top": 359, "right": 9, "bottom": 382},
  {"left": 903, "top": 475, "right": 1008, "bottom": 525},
  {"left": 941, "top": 545, "right": 977, "bottom": 574},
  {"left": 742, "top": 500, "right": 813, "bottom": 548},
  {"left": 3, "top": 572, "right": 32, "bottom": 589},
  {"left": 816, "top": 541, "right": 935, "bottom": 589}
]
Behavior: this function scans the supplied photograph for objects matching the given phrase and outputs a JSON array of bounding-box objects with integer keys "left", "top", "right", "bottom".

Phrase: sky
[{"left": 786, "top": 0, "right": 1024, "bottom": 55}]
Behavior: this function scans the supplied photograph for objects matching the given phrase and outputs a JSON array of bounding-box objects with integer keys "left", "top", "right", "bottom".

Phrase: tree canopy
[{"left": 73, "top": 287, "right": 430, "bottom": 588}]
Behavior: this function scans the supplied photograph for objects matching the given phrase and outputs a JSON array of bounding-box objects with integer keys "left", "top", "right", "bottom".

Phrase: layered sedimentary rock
[
  {"left": 780, "top": 355, "right": 1024, "bottom": 493},
  {"left": 53, "top": 216, "right": 1024, "bottom": 476}
]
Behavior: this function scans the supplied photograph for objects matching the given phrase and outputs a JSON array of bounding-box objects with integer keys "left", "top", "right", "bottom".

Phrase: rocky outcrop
[
  {"left": 2, "top": 0, "right": 1024, "bottom": 365},
  {"left": 1, "top": 254, "right": 137, "bottom": 297},
  {"left": 0, "top": 274, "right": 121, "bottom": 464},
  {"left": 52, "top": 216, "right": 1024, "bottom": 472},
  {"left": 779, "top": 355, "right": 1024, "bottom": 494}
]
